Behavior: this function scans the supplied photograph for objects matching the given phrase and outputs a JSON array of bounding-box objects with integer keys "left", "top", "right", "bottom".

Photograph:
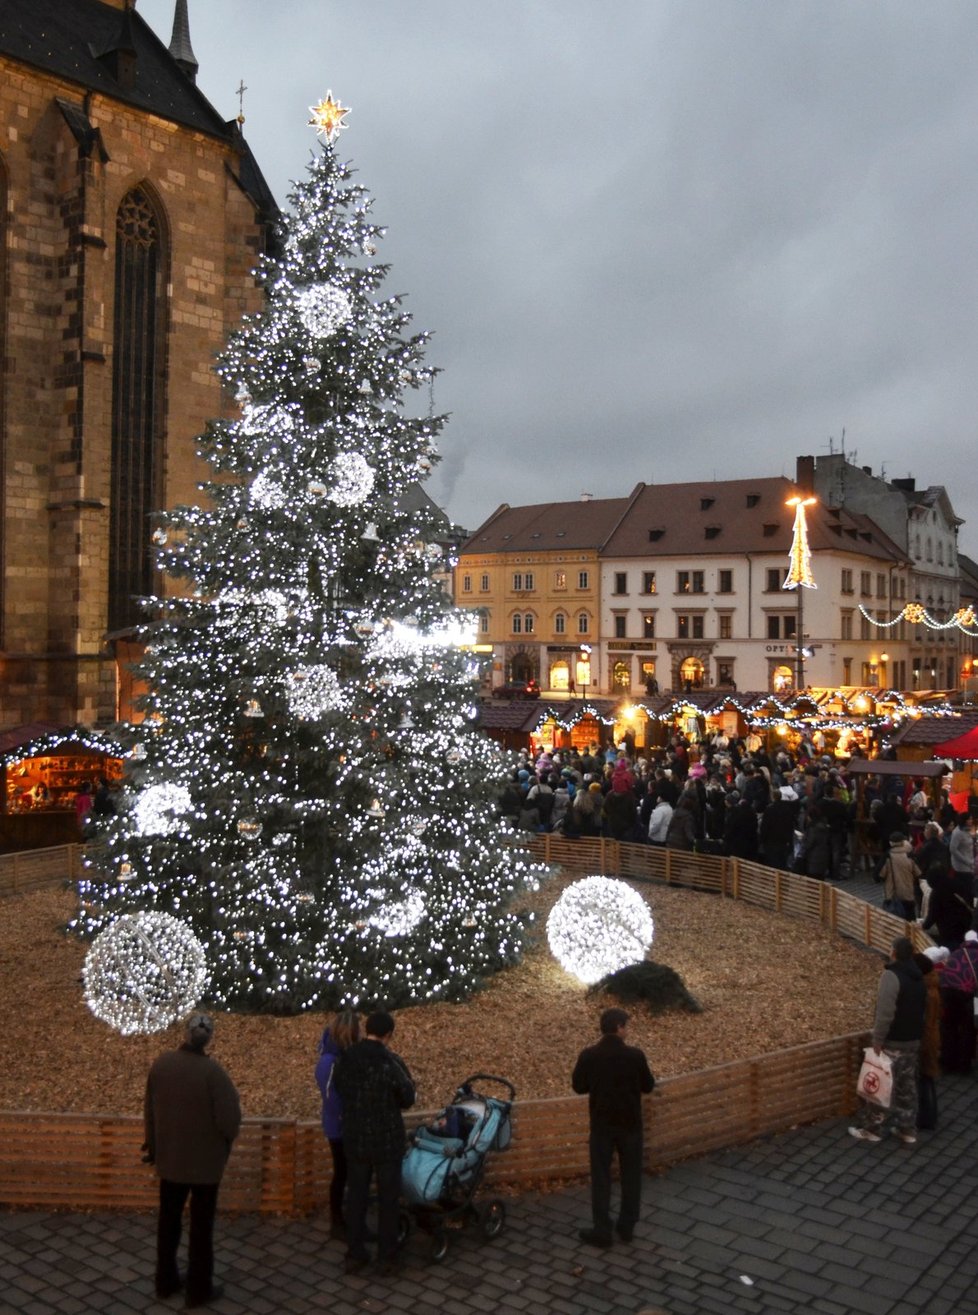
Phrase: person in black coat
[
  {"left": 759, "top": 788, "right": 799, "bottom": 870},
  {"left": 723, "top": 796, "right": 759, "bottom": 861},
  {"left": 333, "top": 1011, "right": 415, "bottom": 1275},
  {"left": 571, "top": 1008, "right": 655, "bottom": 1247}
]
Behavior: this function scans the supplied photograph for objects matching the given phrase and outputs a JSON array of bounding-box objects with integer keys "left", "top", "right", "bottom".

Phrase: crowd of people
[{"left": 498, "top": 732, "right": 976, "bottom": 900}]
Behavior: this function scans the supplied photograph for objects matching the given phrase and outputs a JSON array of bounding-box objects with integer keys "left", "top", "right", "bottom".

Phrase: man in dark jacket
[
  {"left": 571, "top": 1008, "right": 655, "bottom": 1247},
  {"left": 333, "top": 1010, "right": 415, "bottom": 1275},
  {"left": 849, "top": 937, "right": 926, "bottom": 1145},
  {"left": 144, "top": 1013, "right": 241, "bottom": 1307}
]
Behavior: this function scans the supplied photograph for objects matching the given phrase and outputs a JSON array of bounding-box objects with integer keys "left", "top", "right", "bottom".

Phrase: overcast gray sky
[{"left": 139, "top": 0, "right": 978, "bottom": 553}]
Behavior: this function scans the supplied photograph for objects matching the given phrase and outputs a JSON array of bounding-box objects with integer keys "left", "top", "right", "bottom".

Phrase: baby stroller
[{"left": 400, "top": 1073, "right": 515, "bottom": 1263}]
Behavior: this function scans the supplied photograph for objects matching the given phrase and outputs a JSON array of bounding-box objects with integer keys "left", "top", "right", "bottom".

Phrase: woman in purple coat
[{"left": 315, "top": 1009, "right": 360, "bottom": 1236}]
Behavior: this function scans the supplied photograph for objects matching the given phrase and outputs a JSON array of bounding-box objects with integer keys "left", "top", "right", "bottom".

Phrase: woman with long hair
[{"left": 315, "top": 1008, "right": 361, "bottom": 1237}]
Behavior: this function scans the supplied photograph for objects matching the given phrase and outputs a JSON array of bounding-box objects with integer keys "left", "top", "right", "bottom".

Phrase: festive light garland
[
  {"left": 547, "top": 876, "right": 654, "bottom": 985},
  {"left": 859, "top": 603, "right": 978, "bottom": 632},
  {"left": 82, "top": 911, "right": 208, "bottom": 1036}
]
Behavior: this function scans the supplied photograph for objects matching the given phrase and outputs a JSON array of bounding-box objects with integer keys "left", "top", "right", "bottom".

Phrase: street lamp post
[{"left": 578, "top": 644, "right": 592, "bottom": 701}]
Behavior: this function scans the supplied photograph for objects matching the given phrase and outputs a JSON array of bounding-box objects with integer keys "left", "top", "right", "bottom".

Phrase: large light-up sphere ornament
[
  {"left": 329, "top": 451, "right": 375, "bottom": 507},
  {"left": 82, "top": 912, "right": 209, "bottom": 1036},
  {"left": 546, "top": 876, "right": 654, "bottom": 985},
  {"left": 295, "top": 283, "right": 353, "bottom": 339},
  {"left": 132, "top": 783, "right": 192, "bottom": 837}
]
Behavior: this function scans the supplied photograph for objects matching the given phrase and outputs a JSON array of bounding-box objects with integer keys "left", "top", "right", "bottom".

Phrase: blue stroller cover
[{"left": 402, "top": 1095, "right": 512, "bottom": 1206}]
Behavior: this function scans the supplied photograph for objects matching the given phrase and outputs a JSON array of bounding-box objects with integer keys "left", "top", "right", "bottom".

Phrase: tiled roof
[
  {"left": 462, "top": 497, "right": 632, "bottom": 553},
  {"left": 888, "top": 714, "right": 978, "bottom": 748},
  {"left": 1, "top": 0, "right": 235, "bottom": 142},
  {"left": 602, "top": 478, "right": 905, "bottom": 562}
]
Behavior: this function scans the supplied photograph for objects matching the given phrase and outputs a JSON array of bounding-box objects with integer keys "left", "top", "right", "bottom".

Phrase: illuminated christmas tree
[{"left": 74, "top": 97, "right": 539, "bottom": 1014}]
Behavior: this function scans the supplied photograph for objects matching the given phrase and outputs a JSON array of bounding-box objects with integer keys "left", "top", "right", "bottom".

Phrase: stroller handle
[{"left": 459, "top": 1073, "right": 516, "bottom": 1100}]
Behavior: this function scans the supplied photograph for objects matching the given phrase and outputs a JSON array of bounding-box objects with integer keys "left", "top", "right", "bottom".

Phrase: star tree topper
[{"left": 308, "top": 91, "right": 351, "bottom": 144}]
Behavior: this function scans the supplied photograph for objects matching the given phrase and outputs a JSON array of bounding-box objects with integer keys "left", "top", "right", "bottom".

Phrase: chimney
[
  {"left": 579, "top": 492, "right": 593, "bottom": 502},
  {"left": 795, "top": 455, "right": 815, "bottom": 493}
]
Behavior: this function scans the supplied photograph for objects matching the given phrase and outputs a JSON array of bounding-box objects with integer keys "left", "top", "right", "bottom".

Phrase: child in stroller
[{"left": 400, "top": 1073, "right": 515, "bottom": 1262}]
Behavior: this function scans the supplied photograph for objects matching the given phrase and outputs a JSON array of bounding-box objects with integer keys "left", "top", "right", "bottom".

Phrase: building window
[
  {"left": 841, "top": 568, "right": 853, "bottom": 594},
  {"left": 677, "top": 615, "right": 704, "bottom": 640},
  {"left": 577, "top": 612, "right": 590, "bottom": 634},
  {"left": 525, "top": 572, "right": 534, "bottom": 591},
  {"left": 613, "top": 572, "right": 627, "bottom": 595},
  {"left": 765, "top": 568, "right": 781, "bottom": 592},
  {"left": 110, "top": 186, "right": 167, "bottom": 631},
  {"left": 860, "top": 613, "right": 871, "bottom": 640},
  {"left": 578, "top": 570, "right": 589, "bottom": 590},
  {"left": 767, "top": 615, "right": 781, "bottom": 640},
  {"left": 511, "top": 613, "right": 522, "bottom": 634},
  {"left": 642, "top": 613, "right": 655, "bottom": 639},
  {"left": 693, "top": 615, "right": 704, "bottom": 639},
  {"left": 717, "top": 569, "right": 733, "bottom": 594},
  {"left": 678, "top": 615, "right": 689, "bottom": 639},
  {"left": 612, "top": 660, "right": 631, "bottom": 691},
  {"left": 718, "top": 614, "right": 732, "bottom": 640},
  {"left": 523, "top": 613, "right": 534, "bottom": 634},
  {"left": 677, "top": 570, "right": 705, "bottom": 594},
  {"left": 642, "top": 572, "right": 657, "bottom": 595},
  {"left": 554, "top": 570, "right": 566, "bottom": 590},
  {"left": 512, "top": 572, "right": 523, "bottom": 591},
  {"left": 479, "top": 613, "right": 489, "bottom": 634},
  {"left": 480, "top": 573, "right": 490, "bottom": 591},
  {"left": 462, "top": 574, "right": 472, "bottom": 593},
  {"left": 554, "top": 612, "right": 566, "bottom": 635},
  {"left": 767, "top": 615, "right": 797, "bottom": 640},
  {"left": 860, "top": 571, "right": 872, "bottom": 596},
  {"left": 614, "top": 615, "right": 627, "bottom": 639},
  {"left": 843, "top": 657, "right": 852, "bottom": 684},
  {"left": 876, "top": 573, "right": 887, "bottom": 598},
  {"left": 840, "top": 611, "right": 853, "bottom": 640}
]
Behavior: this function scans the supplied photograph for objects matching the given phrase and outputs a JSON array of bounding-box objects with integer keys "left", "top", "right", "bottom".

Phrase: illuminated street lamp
[
  {"left": 783, "top": 495, "right": 817, "bottom": 689},
  {"left": 577, "top": 644, "right": 592, "bottom": 700}
]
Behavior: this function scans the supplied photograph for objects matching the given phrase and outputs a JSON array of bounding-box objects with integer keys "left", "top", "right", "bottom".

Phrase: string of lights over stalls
[{"left": 71, "top": 95, "right": 546, "bottom": 1021}]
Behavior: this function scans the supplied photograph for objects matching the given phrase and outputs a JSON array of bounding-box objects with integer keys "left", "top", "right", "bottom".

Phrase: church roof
[{"left": 1, "top": 0, "right": 230, "bottom": 142}]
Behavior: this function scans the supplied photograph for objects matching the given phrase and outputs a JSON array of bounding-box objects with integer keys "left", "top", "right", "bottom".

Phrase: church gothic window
[{"left": 110, "top": 187, "right": 167, "bottom": 630}]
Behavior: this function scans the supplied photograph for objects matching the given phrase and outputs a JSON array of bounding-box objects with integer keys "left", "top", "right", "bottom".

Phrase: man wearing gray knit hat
[{"left": 144, "top": 1013, "right": 241, "bottom": 1307}]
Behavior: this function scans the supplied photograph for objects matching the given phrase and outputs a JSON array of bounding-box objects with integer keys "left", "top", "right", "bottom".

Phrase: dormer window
[
  {"left": 705, "top": 526, "right": 721, "bottom": 540},
  {"left": 700, "top": 497, "right": 715, "bottom": 510},
  {"left": 648, "top": 528, "right": 665, "bottom": 542},
  {"left": 746, "top": 494, "right": 760, "bottom": 508}
]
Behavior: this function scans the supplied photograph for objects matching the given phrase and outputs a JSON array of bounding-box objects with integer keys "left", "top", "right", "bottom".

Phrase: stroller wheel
[
  {"left": 430, "top": 1229, "right": 449, "bottom": 1263},
  {"left": 481, "top": 1198, "right": 506, "bottom": 1240},
  {"left": 397, "top": 1209, "right": 412, "bottom": 1246}
]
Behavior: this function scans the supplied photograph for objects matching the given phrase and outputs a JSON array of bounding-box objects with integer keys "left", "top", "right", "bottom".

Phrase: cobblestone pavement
[{"left": 3, "top": 1066, "right": 977, "bottom": 1315}]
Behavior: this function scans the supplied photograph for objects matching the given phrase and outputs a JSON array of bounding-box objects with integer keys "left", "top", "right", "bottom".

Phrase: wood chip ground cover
[{"left": 0, "top": 877, "right": 882, "bottom": 1118}]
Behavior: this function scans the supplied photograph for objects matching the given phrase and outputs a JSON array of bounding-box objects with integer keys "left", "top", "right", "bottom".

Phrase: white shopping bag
[{"left": 856, "top": 1047, "right": 893, "bottom": 1108}]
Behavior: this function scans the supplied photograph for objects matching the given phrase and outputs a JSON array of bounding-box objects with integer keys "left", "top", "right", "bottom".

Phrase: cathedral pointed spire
[{"left": 168, "top": 0, "right": 199, "bottom": 83}]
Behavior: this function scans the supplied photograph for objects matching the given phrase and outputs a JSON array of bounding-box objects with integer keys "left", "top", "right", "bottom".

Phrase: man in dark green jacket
[
  {"left": 572, "top": 1007, "right": 655, "bottom": 1247},
  {"left": 333, "top": 1010, "right": 415, "bottom": 1275},
  {"left": 144, "top": 1013, "right": 241, "bottom": 1306}
]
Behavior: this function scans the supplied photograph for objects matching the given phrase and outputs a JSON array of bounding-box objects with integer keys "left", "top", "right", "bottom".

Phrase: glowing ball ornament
[
  {"left": 296, "top": 283, "right": 352, "bottom": 339},
  {"left": 82, "top": 911, "right": 208, "bottom": 1036},
  {"left": 133, "top": 782, "right": 192, "bottom": 837},
  {"left": 547, "top": 877, "right": 654, "bottom": 985},
  {"left": 329, "top": 451, "right": 375, "bottom": 507}
]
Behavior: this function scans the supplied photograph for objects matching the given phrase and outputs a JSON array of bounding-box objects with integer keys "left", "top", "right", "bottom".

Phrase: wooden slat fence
[
  {"left": 0, "top": 1031, "right": 867, "bottom": 1214},
  {"left": 0, "top": 837, "right": 913, "bottom": 1213},
  {"left": 0, "top": 843, "right": 81, "bottom": 895}
]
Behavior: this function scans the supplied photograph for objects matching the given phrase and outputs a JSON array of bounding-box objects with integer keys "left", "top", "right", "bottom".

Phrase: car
[{"left": 491, "top": 679, "right": 540, "bottom": 699}]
